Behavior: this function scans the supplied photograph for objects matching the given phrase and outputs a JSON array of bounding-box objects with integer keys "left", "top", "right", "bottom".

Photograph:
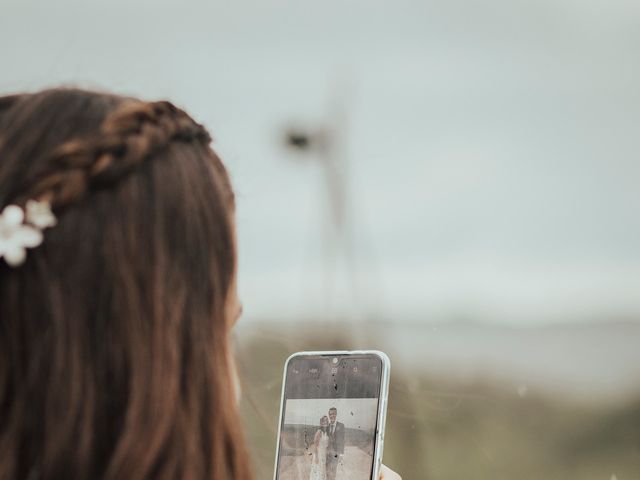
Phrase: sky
[
  {"left": 284, "top": 398, "right": 378, "bottom": 431},
  {"left": 2, "top": 0, "right": 640, "bottom": 325}
]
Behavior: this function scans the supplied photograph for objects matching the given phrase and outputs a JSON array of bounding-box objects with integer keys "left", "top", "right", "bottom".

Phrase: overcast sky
[
  {"left": 284, "top": 398, "right": 378, "bottom": 431},
  {"left": 2, "top": 0, "right": 640, "bottom": 325}
]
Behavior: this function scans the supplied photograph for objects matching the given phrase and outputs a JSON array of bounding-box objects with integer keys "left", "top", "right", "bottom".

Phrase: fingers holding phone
[{"left": 379, "top": 464, "right": 401, "bottom": 480}]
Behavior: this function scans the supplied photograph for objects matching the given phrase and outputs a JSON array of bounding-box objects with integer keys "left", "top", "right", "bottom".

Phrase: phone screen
[{"left": 275, "top": 353, "right": 384, "bottom": 480}]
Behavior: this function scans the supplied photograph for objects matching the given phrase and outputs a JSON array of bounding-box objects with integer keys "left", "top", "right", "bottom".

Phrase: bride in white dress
[{"left": 309, "top": 416, "right": 330, "bottom": 480}]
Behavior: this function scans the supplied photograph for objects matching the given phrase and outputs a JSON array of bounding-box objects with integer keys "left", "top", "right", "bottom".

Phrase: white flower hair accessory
[{"left": 0, "top": 200, "right": 57, "bottom": 267}]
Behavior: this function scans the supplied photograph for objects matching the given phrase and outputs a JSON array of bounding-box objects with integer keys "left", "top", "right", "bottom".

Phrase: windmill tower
[{"left": 282, "top": 83, "right": 365, "bottom": 323}]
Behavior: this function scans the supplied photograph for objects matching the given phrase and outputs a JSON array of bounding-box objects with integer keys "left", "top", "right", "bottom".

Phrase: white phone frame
[{"left": 272, "top": 350, "right": 391, "bottom": 480}]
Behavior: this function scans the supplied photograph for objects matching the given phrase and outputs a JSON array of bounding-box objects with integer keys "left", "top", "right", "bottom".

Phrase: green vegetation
[{"left": 236, "top": 326, "right": 640, "bottom": 480}]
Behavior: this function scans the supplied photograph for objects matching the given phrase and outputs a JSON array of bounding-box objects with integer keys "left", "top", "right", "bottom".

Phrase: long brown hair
[{"left": 0, "top": 88, "right": 253, "bottom": 480}]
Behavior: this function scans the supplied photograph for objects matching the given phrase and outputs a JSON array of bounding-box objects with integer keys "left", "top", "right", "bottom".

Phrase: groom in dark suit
[{"left": 326, "top": 407, "right": 345, "bottom": 480}]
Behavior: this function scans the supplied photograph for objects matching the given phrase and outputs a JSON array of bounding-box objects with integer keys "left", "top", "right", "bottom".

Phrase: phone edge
[{"left": 271, "top": 350, "right": 391, "bottom": 480}]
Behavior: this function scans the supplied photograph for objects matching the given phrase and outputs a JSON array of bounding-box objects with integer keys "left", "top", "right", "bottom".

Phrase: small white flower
[
  {"left": 2, "top": 205, "right": 23, "bottom": 225},
  {"left": 0, "top": 204, "right": 44, "bottom": 267},
  {"left": 25, "top": 200, "right": 57, "bottom": 229}
]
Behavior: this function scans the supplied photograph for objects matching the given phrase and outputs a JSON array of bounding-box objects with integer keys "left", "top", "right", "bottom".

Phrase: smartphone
[{"left": 273, "top": 350, "right": 390, "bottom": 480}]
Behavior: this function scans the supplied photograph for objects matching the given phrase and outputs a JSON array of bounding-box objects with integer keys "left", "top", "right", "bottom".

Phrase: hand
[{"left": 379, "top": 464, "right": 401, "bottom": 480}]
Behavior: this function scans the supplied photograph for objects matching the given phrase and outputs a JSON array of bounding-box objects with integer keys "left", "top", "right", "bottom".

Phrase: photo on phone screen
[{"left": 275, "top": 353, "right": 385, "bottom": 480}]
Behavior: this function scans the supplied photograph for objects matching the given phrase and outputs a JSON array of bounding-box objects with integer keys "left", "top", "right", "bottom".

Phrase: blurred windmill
[{"left": 281, "top": 82, "right": 365, "bottom": 323}]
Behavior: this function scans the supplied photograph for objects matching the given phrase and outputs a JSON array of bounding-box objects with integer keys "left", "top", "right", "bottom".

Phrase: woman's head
[
  {"left": 0, "top": 88, "right": 251, "bottom": 480},
  {"left": 320, "top": 416, "right": 329, "bottom": 429}
]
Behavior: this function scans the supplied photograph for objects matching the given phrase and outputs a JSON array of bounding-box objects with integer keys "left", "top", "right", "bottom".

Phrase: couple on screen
[{"left": 309, "top": 407, "right": 345, "bottom": 480}]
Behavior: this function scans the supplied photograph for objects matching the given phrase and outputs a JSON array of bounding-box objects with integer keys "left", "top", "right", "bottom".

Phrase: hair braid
[{"left": 22, "top": 100, "right": 211, "bottom": 209}]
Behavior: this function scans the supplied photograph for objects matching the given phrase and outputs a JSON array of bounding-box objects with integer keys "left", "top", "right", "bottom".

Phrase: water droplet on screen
[{"left": 517, "top": 384, "right": 528, "bottom": 398}]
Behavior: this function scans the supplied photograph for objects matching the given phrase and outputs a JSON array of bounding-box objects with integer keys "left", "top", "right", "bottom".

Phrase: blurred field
[{"left": 235, "top": 322, "right": 640, "bottom": 480}]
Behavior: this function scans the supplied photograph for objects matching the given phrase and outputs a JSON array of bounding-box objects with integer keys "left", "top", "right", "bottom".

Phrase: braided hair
[
  {"left": 11, "top": 99, "right": 211, "bottom": 210},
  {"left": 0, "top": 89, "right": 252, "bottom": 480}
]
